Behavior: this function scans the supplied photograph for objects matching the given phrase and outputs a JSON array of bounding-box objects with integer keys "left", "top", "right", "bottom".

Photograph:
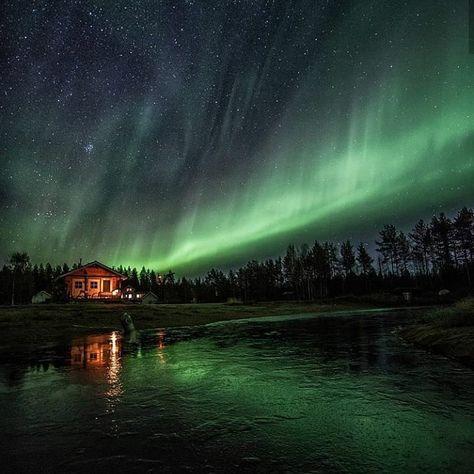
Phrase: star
[{"left": 84, "top": 143, "right": 94, "bottom": 154}]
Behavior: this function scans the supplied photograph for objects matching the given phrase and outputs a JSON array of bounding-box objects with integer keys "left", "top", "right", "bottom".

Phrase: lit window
[
  {"left": 74, "top": 281, "right": 83, "bottom": 289},
  {"left": 90, "top": 281, "right": 98, "bottom": 289}
]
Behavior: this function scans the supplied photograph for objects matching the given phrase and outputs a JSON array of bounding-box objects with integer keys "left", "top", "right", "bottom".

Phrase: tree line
[{"left": 1, "top": 207, "right": 473, "bottom": 305}]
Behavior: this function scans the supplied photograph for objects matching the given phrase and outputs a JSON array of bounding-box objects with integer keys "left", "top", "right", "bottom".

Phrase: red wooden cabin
[{"left": 58, "top": 261, "right": 126, "bottom": 300}]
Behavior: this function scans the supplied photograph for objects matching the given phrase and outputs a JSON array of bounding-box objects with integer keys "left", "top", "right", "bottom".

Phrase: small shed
[
  {"left": 32, "top": 291, "right": 52, "bottom": 304},
  {"left": 142, "top": 292, "right": 159, "bottom": 304}
]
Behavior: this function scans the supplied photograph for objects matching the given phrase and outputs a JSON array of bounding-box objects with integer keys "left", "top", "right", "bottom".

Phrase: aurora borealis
[{"left": 1, "top": 1, "right": 473, "bottom": 274}]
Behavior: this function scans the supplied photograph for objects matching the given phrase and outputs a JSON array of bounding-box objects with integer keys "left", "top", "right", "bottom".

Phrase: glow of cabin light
[
  {"left": 157, "top": 330, "right": 166, "bottom": 350},
  {"left": 106, "top": 332, "right": 122, "bottom": 400},
  {"left": 110, "top": 331, "right": 118, "bottom": 353},
  {"left": 157, "top": 330, "right": 167, "bottom": 364}
]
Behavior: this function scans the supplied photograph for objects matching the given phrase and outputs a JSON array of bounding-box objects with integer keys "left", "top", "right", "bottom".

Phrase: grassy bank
[
  {"left": 0, "top": 300, "right": 379, "bottom": 354},
  {"left": 401, "top": 298, "right": 474, "bottom": 367}
]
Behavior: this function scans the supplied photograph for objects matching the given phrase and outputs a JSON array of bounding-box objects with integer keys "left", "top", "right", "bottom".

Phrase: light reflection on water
[
  {"left": 70, "top": 332, "right": 122, "bottom": 369},
  {"left": 68, "top": 330, "right": 168, "bottom": 403},
  {"left": 0, "top": 311, "right": 474, "bottom": 473}
]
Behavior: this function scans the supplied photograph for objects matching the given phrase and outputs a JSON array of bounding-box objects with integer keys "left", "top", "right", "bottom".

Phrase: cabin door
[{"left": 102, "top": 280, "right": 111, "bottom": 293}]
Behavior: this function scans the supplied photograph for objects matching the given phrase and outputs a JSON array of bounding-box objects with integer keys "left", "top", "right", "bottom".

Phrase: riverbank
[
  {"left": 400, "top": 298, "right": 474, "bottom": 367},
  {"left": 3, "top": 299, "right": 471, "bottom": 367},
  {"left": 0, "top": 300, "right": 383, "bottom": 355}
]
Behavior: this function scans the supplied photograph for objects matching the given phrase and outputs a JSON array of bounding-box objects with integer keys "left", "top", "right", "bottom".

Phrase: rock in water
[
  {"left": 120, "top": 312, "right": 138, "bottom": 346},
  {"left": 120, "top": 312, "right": 136, "bottom": 333}
]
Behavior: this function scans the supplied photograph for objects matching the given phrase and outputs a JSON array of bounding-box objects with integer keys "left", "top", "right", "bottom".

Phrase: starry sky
[{"left": 1, "top": 0, "right": 473, "bottom": 275}]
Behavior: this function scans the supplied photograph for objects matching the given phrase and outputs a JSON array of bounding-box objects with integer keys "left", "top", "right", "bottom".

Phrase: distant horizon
[{"left": 4, "top": 203, "right": 473, "bottom": 279}]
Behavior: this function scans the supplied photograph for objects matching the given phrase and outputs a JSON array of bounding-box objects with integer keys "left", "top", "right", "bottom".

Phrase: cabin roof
[
  {"left": 143, "top": 291, "right": 158, "bottom": 298},
  {"left": 57, "top": 260, "right": 126, "bottom": 279}
]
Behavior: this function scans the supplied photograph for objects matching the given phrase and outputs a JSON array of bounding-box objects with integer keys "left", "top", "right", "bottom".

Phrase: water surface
[{"left": 1, "top": 310, "right": 473, "bottom": 473}]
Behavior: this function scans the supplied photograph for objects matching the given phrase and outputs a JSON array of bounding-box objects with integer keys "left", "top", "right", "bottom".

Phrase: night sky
[{"left": 1, "top": 0, "right": 473, "bottom": 275}]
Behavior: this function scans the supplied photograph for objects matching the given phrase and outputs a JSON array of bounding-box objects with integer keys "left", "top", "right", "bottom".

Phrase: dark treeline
[{"left": 1, "top": 207, "right": 473, "bottom": 305}]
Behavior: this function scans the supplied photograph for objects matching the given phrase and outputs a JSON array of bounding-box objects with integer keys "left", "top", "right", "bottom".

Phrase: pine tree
[
  {"left": 139, "top": 266, "right": 150, "bottom": 291},
  {"left": 130, "top": 268, "right": 139, "bottom": 289},
  {"left": 340, "top": 240, "right": 356, "bottom": 276},
  {"left": 150, "top": 270, "right": 159, "bottom": 294},
  {"left": 430, "top": 213, "right": 454, "bottom": 269},
  {"left": 397, "top": 232, "right": 411, "bottom": 274},
  {"left": 356, "top": 242, "right": 374, "bottom": 293},
  {"left": 356, "top": 243, "right": 373, "bottom": 275},
  {"left": 32, "top": 264, "right": 39, "bottom": 292},
  {"left": 376, "top": 224, "right": 400, "bottom": 275},
  {"left": 453, "top": 207, "right": 474, "bottom": 287},
  {"left": 45, "top": 263, "right": 53, "bottom": 291},
  {"left": 454, "top": 207, "right": 474, "bottom": 265},
  {"left": 409, "top": 220, "right": 432, "bottom": 275},
  {"left": 38, "top": 263, "right": 46, "bottom": 290},
  {"left": 283, "top": 244, "right": 298, "bottom": 296},
  {"left": 9, "top": 252, "right": 31, "bottom": 305}
]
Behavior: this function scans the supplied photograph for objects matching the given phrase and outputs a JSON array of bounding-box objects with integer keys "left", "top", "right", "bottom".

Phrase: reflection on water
[
  {"left": 69, "top": 330, "right": 168, "bottom": 368},
  {"left": 69, "top": 331, "right": 168, "bottom": 402},
  {"left": 0, "top": 311, "right": 474, "bottom": 473},
  {"left": 70, "top": 332, "right": 123, "bottom": 368}
]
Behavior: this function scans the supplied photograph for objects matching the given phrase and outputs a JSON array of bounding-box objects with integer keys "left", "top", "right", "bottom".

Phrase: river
[{"left": 0, "top": 309, "right": 473, "bottom": 473}]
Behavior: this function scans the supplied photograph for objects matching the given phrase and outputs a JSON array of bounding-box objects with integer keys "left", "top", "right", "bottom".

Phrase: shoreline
[
  {"left": 400, "top": 324, "right": 474, "bottom": 368},
  {"left": 0, "top": 301, "right": 402, "bottom": 355},
  {"left": 1, "top": 300, "right": 472, "bottom": 369},
  {"left": 400, "top": 298, "right": 474, "bottom": 368}
]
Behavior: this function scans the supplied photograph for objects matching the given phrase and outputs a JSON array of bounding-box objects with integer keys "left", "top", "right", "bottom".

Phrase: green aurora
[
  {"left": 1, "top": 1, "right": 473, "bottom": 274},
  {"left": 4, "top": 315, "right": 474, "bottom": 471}
]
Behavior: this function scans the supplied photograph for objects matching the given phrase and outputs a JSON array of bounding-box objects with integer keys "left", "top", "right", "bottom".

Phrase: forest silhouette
[{"left": 1, "top": 207, "right": 473, "bottom": 305}]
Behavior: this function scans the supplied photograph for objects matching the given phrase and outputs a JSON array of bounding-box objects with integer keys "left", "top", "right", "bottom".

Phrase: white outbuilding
[
  {"left": 32, "top": 290, "right": 52, "bottom": 304},
  {"left": 141, "top": 292, "right": 159, "bottom": 304}
]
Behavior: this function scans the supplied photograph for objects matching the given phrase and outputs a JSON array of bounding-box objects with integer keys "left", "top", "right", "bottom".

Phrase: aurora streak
[{"left": 1, "top": 0, "right": 473, "bottom": 274}]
